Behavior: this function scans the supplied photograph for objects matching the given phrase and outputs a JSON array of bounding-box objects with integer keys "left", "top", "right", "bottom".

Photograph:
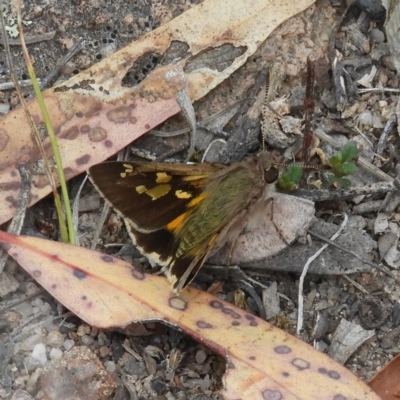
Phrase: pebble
[
  {"left": 31, "top": 343, "right": 48, "bottom": 366},
  {"left": 99, "top": 346, "right": 110, "bottom": 358},
  {"left": 22, "top": 356, "right": 41, "bottom": 372},
  {"left": 370, "top": 28, "right": 385, "bottom": 43},
  {"left": 20, "top": 334, "right": 46, "bottom": 351},
  {"left": 358, "top": 109, "right": 373, "bottom": 127},
  {"left": 77, "top": 324, "right": 91, "bottom": 337},
  {"left": 40, "top": 346, "right": 117, "bottom": 399},
  {"left": 63, "top": 339, "right": 75, "bottom": 350},
  {"left": 104, "top": 361, "right": 116, "bottom": 372},
  {"left": 49, "top": 348, "right": 63, "bottom": 360},
  {"left": 81, "top": 335, "right": 94, "bottom": 346},
  {"left": 47, "top": 331, "right": 65, "bottom": 348}
]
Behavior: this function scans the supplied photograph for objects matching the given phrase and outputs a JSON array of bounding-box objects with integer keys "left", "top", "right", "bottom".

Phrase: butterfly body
[{"left": 88, "top": 151, "right": 279, "bottom": 292}]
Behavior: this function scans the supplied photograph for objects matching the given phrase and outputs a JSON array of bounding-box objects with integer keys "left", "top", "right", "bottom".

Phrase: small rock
[
  {"left": 20, "top": 334, "right": 46, "bottom": 351},
  {"left": 195, "top": 349, "right": 207, "bottom": 364},
  {"left": 123, "top": 355, "right": 145, "bottom": 376},
  {"left": 47, "top": 331, "right": 65, "bottom": 348},
  {"left": 104, "top": 361, "right": 116, "bottom": 372},
  {"left": 99, "top": 346, "right": 110, "bottom": 358},
  {"left": 77, "top": 324, "right": 91, "bottom": 337},
  {"left": 49, "top": 348, "right": 63, "bottom": 360},
  {"left": 22, "top": 356, "right": 41, "bottom": 372},
  {"left": 40, "top": 346, "right": 117, "bottom": 400},
  {"left": 31, "top": 343, "right": 48, "bottom": 366},
  {"left": 9, "top": 389, "right": 34, "bottom": 400},
  {"left": 370, "top": 28, "right": 385, "bottom": 43},
  {"left": 63, "top": 339, "right": 75, "bottom": 350},
  {"left": 81, "top": 335, "right": 94, "bottom": 346}
]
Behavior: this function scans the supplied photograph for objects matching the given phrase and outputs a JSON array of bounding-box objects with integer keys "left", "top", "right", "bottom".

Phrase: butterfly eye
[{"left": 264, "top": 166, "right": 279, "bottom": 183}]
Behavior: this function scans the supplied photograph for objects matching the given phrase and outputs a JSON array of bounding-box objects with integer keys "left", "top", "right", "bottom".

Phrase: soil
[{"left": 1, "top": 0, "right": 399, "bottom": 399}]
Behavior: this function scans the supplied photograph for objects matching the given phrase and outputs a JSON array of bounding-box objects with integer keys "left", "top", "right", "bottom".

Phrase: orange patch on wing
[
  {"left": 187, "top": 193, "right": 207, "bottom": 208},
  {"left": 167, "top": 211, "right": 189, "bottom": 231}
]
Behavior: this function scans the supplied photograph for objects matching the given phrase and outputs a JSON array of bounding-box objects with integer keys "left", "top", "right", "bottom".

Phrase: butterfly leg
[{"left": 267, "top": 197, "right": 290, "bottom": 245}]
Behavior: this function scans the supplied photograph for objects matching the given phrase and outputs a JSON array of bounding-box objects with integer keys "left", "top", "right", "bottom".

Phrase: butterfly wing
[{"left": 88, "top": 161, "right": 223, "bottom": 268}]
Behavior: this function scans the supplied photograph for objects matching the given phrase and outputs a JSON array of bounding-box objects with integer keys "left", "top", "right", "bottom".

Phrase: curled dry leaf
[
  {"left": 0, "top": 231, "right": 380, "bottom": 400},
  {"left": 211, "top": 192, "right": 315, "bottom": 265},
  {"left": 0, "top": 0, "right": 315, "bottom": 225}
]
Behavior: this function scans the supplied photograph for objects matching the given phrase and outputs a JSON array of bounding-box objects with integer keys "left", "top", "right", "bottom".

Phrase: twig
[
  {"left": 308, "top": 229, "right": 395, "bottom": 279},
  {"left": 0, "top": 30, "right": 56, "bottom": 46},
  {"left": 342, "top": 275, "right": 369, "bottom": 294},
  {"left": 39, "top": 38, "right": 85, "bottom": 91},
  {"left": 236, "top": 280, "right": 266, "bottom": 320},
  {"left": 0, "top": 288, "right": 45, "bottom": 313},
  {"left": 0, "top": 78, "right": 40, "bottom": 90},
  {"left": 0, "top": 164, "right": 31, "bottom": 273},
  {"left": 174, "top": 86, "right": 196, "bottom": 161},
  {"left": 72, "top": 175, "right": 88, "bottom": 247},
  {"left": 297, "top": 214, "right": 348, "bottom": 335},
  {"left": 375, "top": 112, "right": 397, "bottom": 156},
  {"left": 294, "top": 180, "right": 399, "bottom": 202}
]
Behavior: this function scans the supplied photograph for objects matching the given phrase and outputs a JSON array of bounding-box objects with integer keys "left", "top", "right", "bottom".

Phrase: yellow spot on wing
[
  {"left": 182, "top": 174, "right": 209, "bottom": 181},
  {"left": 121, "top": 164, "right": 133, "bottom": 178},
  {"left": 136, "top": 185, "right": 147, "bottom": 194},
  {"left": 167, "top": 211, "right": 189, "bottom": 231},
  {"left": 156, "top": 172, "right": 172, "bottom": 183},
  {"left": 146, "top": 184, "right": 171, "bottom": 200},
  {"left": 175, "top": 190, "right": 192, "bottom": 199},
  {"left": 187, "top": 193, "right": 207, "bottom": 207}
]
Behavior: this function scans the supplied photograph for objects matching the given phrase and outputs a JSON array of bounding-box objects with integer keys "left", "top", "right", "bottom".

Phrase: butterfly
[{"left": 88, "top": 151, "right": 280, "bottom": 293}]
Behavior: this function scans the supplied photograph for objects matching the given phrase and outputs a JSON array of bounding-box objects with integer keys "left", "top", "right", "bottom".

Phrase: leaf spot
[
  {"left": 104, "top": 140, "right": 113, "bottom": 148},
  {"left": 328, "top": 370, "right": 341, "bottom": 380},
  {"left": 51, "top": 284, "right": 57, "bottom": 289},
  {"left": 131, "top": 268, "right": 145, "bottom": 280},
  {"left": 33, "top": 270, "right": 41, "bottom": 278},
  {"left": 75, "top": 154, "right": 91, "bottom": 166},
  {"left": 274, "top": 345, "right": 291, "bottom": 355},
  {"left": 82, "top": 295, "right": 87, "bottom": 300},
  {"left": 282, "top": 372, "right": 289, "bottom": 377},
  {"left": 292, "top": 358, "right": 310, "bottom": 371},
  {"left": 232, "top": 321, "right": 240, "bottom": 326},
  {"left": 245, "top": 314, "right": 258, "bottom": 326},
  {"left": 249, "top": 356, "right": 256, "bottom": 360},
  {"left": 80, "top": 125, "right": 91, "bottom": 134},
  {"left": 209, "top": 300, "right": 223, "bottom": 309},
  {"left": 196, "top": 320, "right": 213, "bottom": 329},
  {"left": 89, "top": 127, "right": 107, "bottom": 142},
  {"left": 262, "top": 389, "right": 282, "bottom": 399},
  {"left": 333, "top": 396, "right": 347, "bottom": 400},
  {"left": 106, "top": 105, "right": 132, "bottom": 123},
  {"left": 221, "top": 307, "right": 241, "bottom": 319},
  {"left": 169, "top": 296, "right": 187, "bottom": 311},
  {"left": 101, "top": 255, "right": 114, "bottom": 263},
  {"left": 73, "top": 269, "right": 87, "bottom": 279}
]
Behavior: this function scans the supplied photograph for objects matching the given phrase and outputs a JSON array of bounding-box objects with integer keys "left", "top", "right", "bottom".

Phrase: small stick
[
  {"left": 39, "top": 39, "right": 85, "bottom": 91},
  {"left": 0, "top": 30, "right": 56, "bottom": 46},
  {"left": 0, "top": 164, "right": 31, "bottom": 273},
  {"left": 308, "top": 229, "right": 395, "bottom": 279},
  {"left": 375, "top": 112, "right": 396, "bottom": 156},
  {"left": 294, "top": 180, "right": 399, "bottom": 203},
  {"left": 297, "top": 214, "right": 348, "bottom": 335}
]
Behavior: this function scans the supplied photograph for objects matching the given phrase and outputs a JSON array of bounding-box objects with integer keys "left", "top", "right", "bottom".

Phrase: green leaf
[
  {"left": 277, "top": 166, "right": 302, "bottom": 192},
  {"left": 336, "top": 162, "right": 358, "bottom": 176},
  {"left": 340, "top": 142, "right": 358, "bottom": 163}
]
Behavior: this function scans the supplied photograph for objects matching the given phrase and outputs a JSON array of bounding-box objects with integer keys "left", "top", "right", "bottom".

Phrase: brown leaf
[
  {"left": 0, "top": 0, "right": 315, "bottom": 226},
  {"left": 0, "top": 231, "right": 380, "bottom": 400}
]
